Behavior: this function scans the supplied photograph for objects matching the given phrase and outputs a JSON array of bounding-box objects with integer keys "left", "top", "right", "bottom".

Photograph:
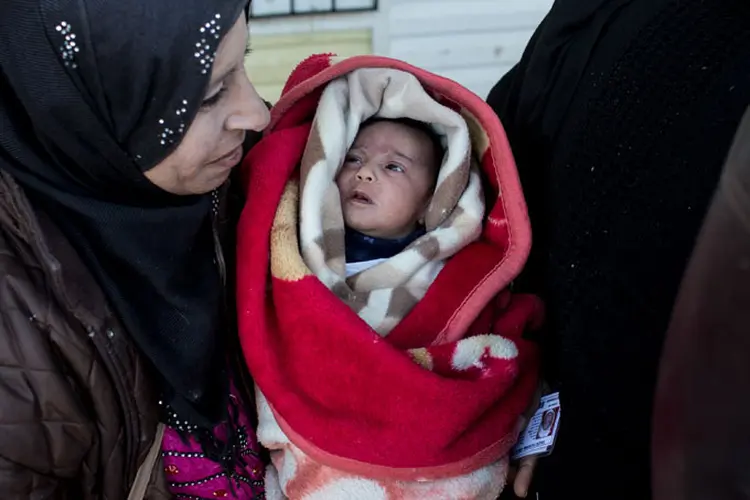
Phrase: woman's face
[
  {"left": 542, "top": 410, "right": 555, "bottom": 429},
  {"left": 144, "top": 13, "right": 269, "bottom": 195}
]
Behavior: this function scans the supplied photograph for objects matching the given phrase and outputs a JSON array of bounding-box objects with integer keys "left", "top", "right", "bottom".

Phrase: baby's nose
[{"left": 356, "top": 169, "right": 374, "bottom": 182}]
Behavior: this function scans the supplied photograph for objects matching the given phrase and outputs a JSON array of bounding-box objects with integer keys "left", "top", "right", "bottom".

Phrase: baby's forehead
[{"left": 353, "top": 119, "right": 442, "bottom": 157}]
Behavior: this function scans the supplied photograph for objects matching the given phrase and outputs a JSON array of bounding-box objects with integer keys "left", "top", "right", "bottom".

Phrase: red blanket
[{"left": 237, "top": 54, "right": 542, "bottom": 480}]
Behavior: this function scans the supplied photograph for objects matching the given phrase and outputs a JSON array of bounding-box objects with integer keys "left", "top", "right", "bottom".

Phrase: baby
[
  {"left": 337, "top": 117, "right": 445, "bottom": 275},
  {"left": 242, "top": 60, "right": 541, "bottom": 500}
]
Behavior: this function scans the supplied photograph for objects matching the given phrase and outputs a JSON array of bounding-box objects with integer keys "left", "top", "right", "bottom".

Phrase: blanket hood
[
  {"left": 265, "top": 54, "right": 531, "bottom": 340},
  {"left": 237, "top": 54, "right": 538, "bottom": 479}
]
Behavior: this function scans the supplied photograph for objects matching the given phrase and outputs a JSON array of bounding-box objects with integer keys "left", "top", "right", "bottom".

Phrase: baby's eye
[
  {"left": 385, "top": 163, "right": 405, "bottom": 173},
  {"left": 344, "top": 155, "right": 361, "bottom": 166}
]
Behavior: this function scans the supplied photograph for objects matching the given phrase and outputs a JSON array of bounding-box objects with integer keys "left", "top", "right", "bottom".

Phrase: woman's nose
[{"left": 225, "top": 72, "right": 270, "bottom": 132}]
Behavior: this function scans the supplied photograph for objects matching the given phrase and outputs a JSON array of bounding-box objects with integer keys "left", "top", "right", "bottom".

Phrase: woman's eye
[
  {"left": 200, "top": 86, "right": 227, "bottom": 110},
  {"left": 386, "top": 163, "right": 405, "bottom": 173}
]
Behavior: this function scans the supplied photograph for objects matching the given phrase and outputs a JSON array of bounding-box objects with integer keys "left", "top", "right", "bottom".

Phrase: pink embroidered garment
[{"left": 161, "top": 385, "right": 266, "bottom": 499}]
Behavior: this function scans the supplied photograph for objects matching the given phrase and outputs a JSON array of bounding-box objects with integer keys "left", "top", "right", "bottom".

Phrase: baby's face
[{"left": 336, "top": 121, "right": 439, "bottom": 239}]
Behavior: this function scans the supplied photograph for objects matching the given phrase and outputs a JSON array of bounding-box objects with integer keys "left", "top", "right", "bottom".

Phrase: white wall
[
  {"left": 250, "top": 0, "right": 553, "bottom": 100},
  {"left": 386, "top": 0, "right": 553, "bottom": 98}
]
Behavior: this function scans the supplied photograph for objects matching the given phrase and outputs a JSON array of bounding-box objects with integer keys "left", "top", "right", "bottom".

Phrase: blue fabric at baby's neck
[{"left": 344, "top": 227, "right": 425, "bottom": 263}]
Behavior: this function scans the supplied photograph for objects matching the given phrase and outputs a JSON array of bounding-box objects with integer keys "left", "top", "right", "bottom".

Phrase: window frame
[{"left": 250, "top": 0, "right": 379, "bottom": 19}]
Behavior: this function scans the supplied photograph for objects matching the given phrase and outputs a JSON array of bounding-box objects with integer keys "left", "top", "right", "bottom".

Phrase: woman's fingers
[{"left": 513, "top": 455, "right": 539, "bottom": 498}]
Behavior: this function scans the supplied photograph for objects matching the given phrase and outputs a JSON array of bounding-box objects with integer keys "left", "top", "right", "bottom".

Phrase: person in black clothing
[{"left": 487, "top": 0, "right": 750, "bottom": 498}]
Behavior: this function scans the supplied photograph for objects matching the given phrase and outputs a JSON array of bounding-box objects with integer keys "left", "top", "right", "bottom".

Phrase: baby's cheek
[{"left": 382, "top": 204, "right": 412, "bottom": 228}]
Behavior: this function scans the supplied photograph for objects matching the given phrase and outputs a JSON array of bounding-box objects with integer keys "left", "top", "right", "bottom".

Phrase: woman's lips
[{"left": 209, "top": 144, "right": 243, "bottom": 169}]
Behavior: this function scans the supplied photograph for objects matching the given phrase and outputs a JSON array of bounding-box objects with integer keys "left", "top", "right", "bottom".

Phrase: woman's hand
[
  {"left": 510, "top": 455, "right": 539, "bottom": 498},
  {"left": 508, "top": 382, "right": 544, "bottom": 498}
]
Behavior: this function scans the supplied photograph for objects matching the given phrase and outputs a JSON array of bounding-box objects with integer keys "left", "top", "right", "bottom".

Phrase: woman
[
  {"left": 488, "top": 0, "right": 750, "bottom": 498},
  {"left": 0, "top": 0, "right": 269, "bottom": 498}
]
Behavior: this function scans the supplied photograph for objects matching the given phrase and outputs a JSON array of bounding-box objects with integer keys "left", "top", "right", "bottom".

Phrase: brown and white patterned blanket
[{"left": 298, "top": 67, "right": 485, "bottom": 336}]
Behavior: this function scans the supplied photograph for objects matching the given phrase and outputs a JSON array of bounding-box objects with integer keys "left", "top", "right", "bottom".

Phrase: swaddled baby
[{"left": 241, "top": 59, "right": 542, "bottom": 500}]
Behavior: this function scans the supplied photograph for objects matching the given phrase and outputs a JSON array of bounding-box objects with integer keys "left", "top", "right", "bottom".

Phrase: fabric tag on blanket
[{"left": 511, "top": 392, "right": 561, "bottom": 460}]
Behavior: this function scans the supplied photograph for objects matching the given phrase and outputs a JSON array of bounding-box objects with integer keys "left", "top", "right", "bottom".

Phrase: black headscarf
[{"left": 0, "top": 0, "right": 249, "bottom": 429}]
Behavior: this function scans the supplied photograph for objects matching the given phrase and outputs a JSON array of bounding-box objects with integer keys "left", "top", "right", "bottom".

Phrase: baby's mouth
[{"left": 350, "top": 190, "right": 373, "bottom": 204}]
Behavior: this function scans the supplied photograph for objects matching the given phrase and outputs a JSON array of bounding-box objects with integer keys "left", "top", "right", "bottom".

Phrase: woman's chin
[{"left": 189, "top": 168, "right": 234, "bottom": 195}]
